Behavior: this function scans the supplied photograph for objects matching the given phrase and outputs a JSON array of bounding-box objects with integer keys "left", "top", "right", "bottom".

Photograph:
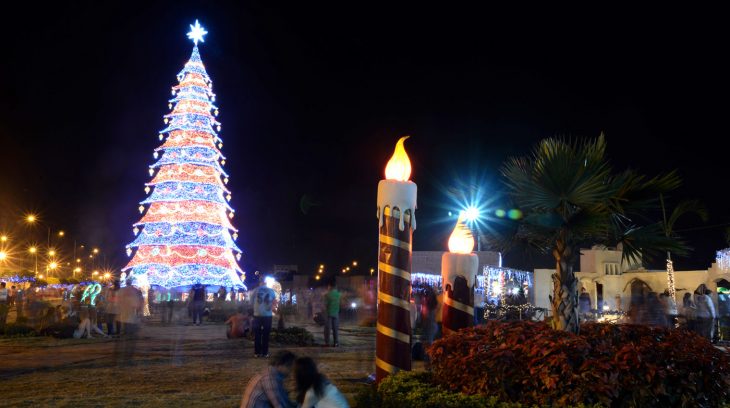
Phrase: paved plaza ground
[{"left": 0, "top": 319, "right": 384, "bottom": 407}]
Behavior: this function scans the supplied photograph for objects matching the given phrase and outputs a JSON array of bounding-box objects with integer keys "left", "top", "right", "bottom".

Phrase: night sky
[{"left": 1, "top": 3, "right": 728, "bottom": 279}]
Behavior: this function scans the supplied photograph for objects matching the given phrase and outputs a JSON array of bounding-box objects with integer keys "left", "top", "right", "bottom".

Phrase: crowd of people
[{"left": 626, "top": 283, "right": 719, "bottom": 340}]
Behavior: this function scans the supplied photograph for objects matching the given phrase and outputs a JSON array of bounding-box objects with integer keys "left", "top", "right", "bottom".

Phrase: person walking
[
  {"left": 240, "top": 351, "right": 296, "bottom": 408},
  {"left": 251, "top": 279, "right": 276, "bottom": 357},
  {"left": 660, "top": 290, "right": 678, "bottom": 328},
  {"left": 294, "top": 357, "right": 349, "bottom": 408},
  {"left": 682, "top": 292, "right": 696, "bottom": 331},
  {"left": 115, "top": 280, "right": 143, "bottom": 366},
  {"left": 695, "top": 288, "right": 716, "bottom": 340},
  {"left": 105, "top": 281, "right": 120, "bottom": 336},
  {"left": 323, "top": 282, "right": 341, "bottom": 347},
  {"left": 645, "top": 292, "right": 667, "bottom": 327},
  {"left": 191, "top": 283, "right": 206, "bottom": 325}
]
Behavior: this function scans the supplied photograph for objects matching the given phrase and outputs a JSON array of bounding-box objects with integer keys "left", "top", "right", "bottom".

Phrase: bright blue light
[
  {"left": 128, "top": 221, "right": 240, "bottom": 251},
  {"left": 187, "top": 20, "right": 208, "bottom": 45},
  {"left": 462, "top": 206, "right": 480, "bottom": 222}
]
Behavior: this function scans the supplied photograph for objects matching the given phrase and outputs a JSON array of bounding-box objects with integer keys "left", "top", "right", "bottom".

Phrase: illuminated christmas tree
[{"left": 123, "top": 21, "right": 245, "bottom": 290}]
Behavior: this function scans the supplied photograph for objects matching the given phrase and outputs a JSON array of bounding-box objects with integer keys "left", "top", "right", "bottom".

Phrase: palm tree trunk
[{"left": 550, "top": 241, "right": 579, "bottom": 333}]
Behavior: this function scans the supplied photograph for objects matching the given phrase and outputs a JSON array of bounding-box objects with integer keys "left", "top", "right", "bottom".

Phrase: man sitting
[
  {"left": 226, "top": 307, "right": 252, "bottom": 339},
  {"left": 241, "top": 351, "right": 296, "bottom": 408}
]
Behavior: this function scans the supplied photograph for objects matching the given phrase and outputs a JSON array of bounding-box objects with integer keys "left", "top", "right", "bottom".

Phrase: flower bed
[{"left": 427, "top": 321, "right": 730, "bottom": 407}]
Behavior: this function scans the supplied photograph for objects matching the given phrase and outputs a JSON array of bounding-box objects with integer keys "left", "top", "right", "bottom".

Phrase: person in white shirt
[{"left": 294, "top": 357, "right": 349, "bottom": 408}]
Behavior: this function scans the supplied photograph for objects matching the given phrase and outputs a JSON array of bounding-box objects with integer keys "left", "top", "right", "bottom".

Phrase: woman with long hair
[{"left": 294, "top": 357, "right": 349, "bottom": 408}]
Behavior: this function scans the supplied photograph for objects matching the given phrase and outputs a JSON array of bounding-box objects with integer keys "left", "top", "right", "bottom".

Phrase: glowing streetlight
[
  {"left": 92, "top": 270, "right": 99, "bottom": 275},
  {"left": 58, "top": 231, "right": 65, "bottom": 237},
  {"left": 76, "top": 258, "right": 81, "bottom": 263},
  {"left": 319, "top": 264, "right": 324, "bottom": 269},
  {"left": 38, "top": 274, "right": 44, "bottom": 279},
  {"left": 28, "top": 246, "right": 37, "bottom": 254},
  {"left": 103, "top": 272, "right": 111, "bottom": 279},
  {"left": 315, "top": 275, "right": 321, "bottom": 281},
  {"left": 25, "top": 214, "right": 37, "bottom": 223},
  {"left": 352, "top": 260, "right": 358, "bottom": 266},
  {"left": 0, "top": 235, "right": 7, "bottom": 242},
  {"left": 48, "top": 250, "right": 56, "bottom": 257},
  {"left": 92, "top": 248, "right": 99, "bottom": 254},
  {"left": 48, "top": 261, "right": 58, "bottom": 270},
  {"left": 74, "top": 267, "right": 82, "bottom": 273},
  {"left": 0, "top": 251, "right": 7, "bottom": 261}
]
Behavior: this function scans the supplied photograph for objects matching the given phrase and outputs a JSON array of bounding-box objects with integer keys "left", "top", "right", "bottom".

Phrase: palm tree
[
  {"left": 497, "top": 134, "right": 687, "bottom": 333},
  {"left": 660, "top": 196, "right": 708, "bottom": 301}
]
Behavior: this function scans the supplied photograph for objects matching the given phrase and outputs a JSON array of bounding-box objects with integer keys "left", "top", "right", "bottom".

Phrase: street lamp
[
  {"left": 58, "top": 231, "right": 65, "bottom": 237},
  {"left": 352, "top": 260, "right": 358, "bottom": 266},
  {"left": 0, "top": 251, "right": 7, "bottom": 261},
  {"left": 25, "top": 214, "right": 37, "bottom": 224},
  {"left": 48, "top": 249, "right": 56, "bottom": 257},
  {"left": 28, "top": 246, "right": 38, "bottom": 274},
  {"left": 0, "top": 235, "right": 7, "bottom": 242}
]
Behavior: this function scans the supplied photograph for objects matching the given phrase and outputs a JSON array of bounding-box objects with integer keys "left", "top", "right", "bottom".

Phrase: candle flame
[
  {"left": 385, "top": 136, "right": 412, "bottom": 181},
  {"left": 448, "top": 215, "right": 474, "bottom": 254}
]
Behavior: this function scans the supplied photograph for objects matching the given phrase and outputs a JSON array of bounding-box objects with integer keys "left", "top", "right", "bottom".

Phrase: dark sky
[{"left": 1, "top": 3, "right": 728, "bottom": 279}]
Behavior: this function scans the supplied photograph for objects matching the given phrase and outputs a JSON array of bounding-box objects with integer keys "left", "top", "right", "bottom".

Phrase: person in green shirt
[{"left": 323, "top": 282, "right": 341, "bottom": 347}]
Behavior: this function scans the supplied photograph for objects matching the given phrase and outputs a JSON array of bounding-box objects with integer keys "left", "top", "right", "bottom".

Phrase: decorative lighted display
[
  {"left": 441, "top": 215, "right": 479, "bottom": 334},
  {"left": 123, "top": 21, "right": 245, "bottom": 290},
  {"left": 376, "top": 136, "right": 417, "bottom": 383},
  {"left": 447, "top": 215, "right": 474, "bottom": 254},
  {"left": 666, "top": 259, "right": 676, "bottom": 302},
  {"left": 718, "top": 248, "right": 730, "bottom": 270},
  {"left": 483, "top": 266, "right": 532, "bottom": 304},
  {"left": 187, "top": 20, "right": 208, "bottom": 45}
]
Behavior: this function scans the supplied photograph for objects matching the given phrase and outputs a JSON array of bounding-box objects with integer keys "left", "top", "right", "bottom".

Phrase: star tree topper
[{"left": 187, "top": 20, "right": 208, "bottom": 45}]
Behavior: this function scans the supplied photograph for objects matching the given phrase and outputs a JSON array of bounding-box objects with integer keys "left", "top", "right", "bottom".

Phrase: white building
[{"left": 533, "top": 246, "right": 730, "bottom": 313}]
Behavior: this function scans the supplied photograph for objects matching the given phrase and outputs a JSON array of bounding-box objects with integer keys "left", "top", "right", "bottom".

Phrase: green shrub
[
  {"left": 428, "top": 321, "right": 730, "bottom": 407},
  {"left": 270, "top": 326, "right": 314, "bottom": 346},
  {"left": 356, "top": 371, "right": 601, "bottom": 408}
]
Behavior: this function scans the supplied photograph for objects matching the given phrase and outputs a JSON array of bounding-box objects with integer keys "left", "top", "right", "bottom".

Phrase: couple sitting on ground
[{"left": 241, "top": 351, "right": 349, "bottom": 408}]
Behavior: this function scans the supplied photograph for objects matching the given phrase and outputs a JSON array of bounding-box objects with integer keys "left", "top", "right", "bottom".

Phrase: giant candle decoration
[
  {"left": 376, "top": 136, "right": 417, "bottom": 383},
  {"left": 441, "top": 215, "right": 478, "bottom": 335}
]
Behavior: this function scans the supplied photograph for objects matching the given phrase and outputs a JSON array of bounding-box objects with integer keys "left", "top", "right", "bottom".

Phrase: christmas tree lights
[{"left": 123, "top": 21, "right": 245, "bottom": 290}]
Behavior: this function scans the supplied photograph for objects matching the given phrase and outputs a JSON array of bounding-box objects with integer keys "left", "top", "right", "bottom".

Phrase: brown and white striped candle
[{"left": 375, "top": 136, "right": 417, "bottom": 384}]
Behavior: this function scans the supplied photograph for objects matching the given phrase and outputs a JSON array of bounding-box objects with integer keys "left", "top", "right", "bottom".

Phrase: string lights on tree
[{"left": 123, "top": 21, "right": 245, "bottom": 290}]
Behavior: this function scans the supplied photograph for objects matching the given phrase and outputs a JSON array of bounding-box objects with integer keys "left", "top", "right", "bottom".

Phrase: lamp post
[{"left": 29, "top": 246, "right": 38, "bottom": 275}]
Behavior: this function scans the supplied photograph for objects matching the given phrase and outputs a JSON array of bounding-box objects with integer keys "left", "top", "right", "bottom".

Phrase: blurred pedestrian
[
  {"left": 695, "top": 288, "right": 716, "bottom": 340},
  {"left": 191, "top": 283, "right": 206, "bottom": 325},
  {"left": 251, "top": 279, "right": 276, "bottom": 357},
  {"left": 0, "top": 282, "right": 8, "bottom": 325},
  {"left": 682, "top": 292, "right": 696, "bottom": 331},
  {"left": 423, "top": 286, "right": 438, "bottom": 344},
  {"left": 240, "top": 351, "right": 296, "bottom": 408},
  {"left": 660, "top": 290, "right": 678, "bottom": 328},
  {"left": 579, "top": 287, "right": 591, "bottom": 317},
  {"left": 645, "top": 292, "right": 667, "bottom": 327},
  {"left": 105, "top": 281, "right": 120, "bottom": 336},
  {"left": 115, "top": 280, "right": 143, "bottom": 366},
  {"left": 163, "top": 291, "right": 174, "bottom": 324},
  {"left": 323, "top": 281, "right": 341, "bottom": 347},
  {"left": 294, "top": 357, "right": 349, "bottom": 408}
]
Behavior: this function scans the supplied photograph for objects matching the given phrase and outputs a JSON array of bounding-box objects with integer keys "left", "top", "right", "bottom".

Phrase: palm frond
[{"left": 666, "top": 199, "right": 709, "bottom": 235}]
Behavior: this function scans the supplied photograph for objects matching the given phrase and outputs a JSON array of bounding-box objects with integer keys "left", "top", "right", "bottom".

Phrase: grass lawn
[{"left": 0, "top": 322, "right": 378, "bottom": 407}]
